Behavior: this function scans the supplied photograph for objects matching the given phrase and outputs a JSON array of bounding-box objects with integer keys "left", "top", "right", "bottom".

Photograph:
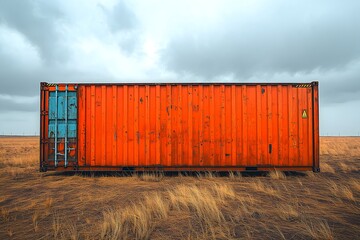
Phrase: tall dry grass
[
  {"left": 327, "top": 180, "right": 356, "bottom": 202},
  {"left": 251, "top": 179, "right": 279, "bottom": 197},
  {"left": 321, "top": 163, "right": 336, "bottom": 173},
  {"left": 320, "top": 137, "right": 360, "bottom": 157},
  {"left": 100, "top": 184, "right": 236, "bottom": 240},
  {"left": 52, "top": 213, "right": 61, "bottom": 238},
  {"left": 32, "top": 211, "right": 40, "bottom": 232},
  {"left": 302, "top": 219, "right": 334, "bottom": 240},
  {"left": 268, "top": 170, "right": 286, "bottom": 179},
  {"left": 135, "top": 172, "right": 164, "bottom": 182},
  {"left": 350, "top": 179, "right": 360, "bottom": 192},
  {"left": 0, "top": 137, "right": 359, "bottom": 239},
  {"left": 276, "top": 203, "right": 300, "bottom": 220},
  {"left": 1, "top": 207, "right": 10, "bottom": 222}
]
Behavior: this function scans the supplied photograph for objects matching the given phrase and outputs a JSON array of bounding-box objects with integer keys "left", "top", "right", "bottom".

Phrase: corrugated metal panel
[
  {"left": 74, "top": 83, "right": 316, "bottom": 169},
  {"left": 40, "top": 82, "right": 319, "bottom": 171}
]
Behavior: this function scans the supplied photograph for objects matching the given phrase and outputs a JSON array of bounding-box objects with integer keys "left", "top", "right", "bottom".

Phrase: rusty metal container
[{"left": 40, "top": 82, "right": 319, "bottom": 172}]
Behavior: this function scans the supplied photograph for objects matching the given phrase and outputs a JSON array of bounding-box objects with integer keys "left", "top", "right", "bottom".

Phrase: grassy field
[{"left": 0, "top": 137, "right": 359, "bottom": 239}]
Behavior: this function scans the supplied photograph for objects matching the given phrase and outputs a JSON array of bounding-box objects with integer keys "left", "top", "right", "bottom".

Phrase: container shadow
[{"left": 43, "top": 170, "right": 309, "bottom": 178}]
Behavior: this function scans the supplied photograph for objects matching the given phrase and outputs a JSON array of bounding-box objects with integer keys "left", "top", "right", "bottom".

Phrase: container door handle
[{"left": 269, "top": 144, "right": 272, "bottom": 154}]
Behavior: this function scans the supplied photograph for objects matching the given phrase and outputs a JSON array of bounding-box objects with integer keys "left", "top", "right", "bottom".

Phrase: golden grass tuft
[
  {"left": 277, "top": 203, "right": 299, "bottom": 220},
  {"left": 32, "top": 211, "right": 40, "bottom": 232},
  {"left": 63, "top": 221, "right": 80, "bottom": 240},
  {"left": 268, "top": 170, "right": 286, "bottom": 179},
  {"left": 252, "top": 180, "right": 279, "bottom": 197},
  {"left": 212, "top": 184, "right": 236, "bottom": 202},
  {"left": 168, "top": 185, "right": 224, "bottom": 224},
  {"left": 7, "top": 229, "right": 13, "bottom": 237},
  {"left": 302, "top": 219, "right": 334, "bottom": 240},
  {"left": 45, "top": 197, "right": 53, "bottom": 209},
  {"left": 138, "top": 172, "right": 164, "bottom": 182},
  {"left": 144, "top": 193, "right": 169, "bottom": 219},
  {"left": 1, "top": 207, "right": 10, "bottom": 222},
  {"left": 321, "top": 163, "right": 335, "bottom": 173},
  {"left": 101, "top": 192, "right": 170, "bottom": 240},
  {"left": 320, "top": 137, "right": 360, "bottom": 156},
  {"left": 100, "top": 184, "right": 234, "bottom": 239},
  {"left": 350, "top": 179, "right": 360, "bottom": 192},
  {"left": 306, "top": 171, "right": 318, "bottom": 179},
  {"left": 338, "top": 162, "right": 357, "bottom": 172},
  {"left": 341, "top": 186, "right": 355, "bottom": 201},
  {"left": 327, "top": 180, "right": 355, "bottom": 202},
  {"left": 52, "top": 213, "right": 61, "bottom": 238},
  {"left": 229, "top": 171, "right": 242, "bottom": 179},
  {"left": 204, "top": 171, "right": 216, "bottom": 179}
]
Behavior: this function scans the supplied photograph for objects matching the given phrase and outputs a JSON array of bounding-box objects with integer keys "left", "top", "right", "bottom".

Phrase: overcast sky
[{"left": 0, "top": 0, "right": 359, "bottom": 136}]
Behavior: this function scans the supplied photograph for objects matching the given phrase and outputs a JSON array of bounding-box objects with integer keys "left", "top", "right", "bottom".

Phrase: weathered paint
[
  {"left": 48, "top": 91, "right": 77, "bottom": 138},
  {"left": 40, "top": 82, "right": 320, "bottom": 172}
]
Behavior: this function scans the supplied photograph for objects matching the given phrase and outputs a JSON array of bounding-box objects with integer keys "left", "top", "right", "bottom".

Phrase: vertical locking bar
[
  {"left": 55, "top": 85, "right": 58, "bottom": 167},
  {"left": 65, "top": 85, "right": 68, "bottom": 167}
]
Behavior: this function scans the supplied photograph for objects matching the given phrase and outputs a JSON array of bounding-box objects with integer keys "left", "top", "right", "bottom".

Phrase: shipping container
[{"left": 40, "top": 82, "right": 319, "bottom": 172}]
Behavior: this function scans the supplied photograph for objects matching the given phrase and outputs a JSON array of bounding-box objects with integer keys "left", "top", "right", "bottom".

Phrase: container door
[{"left": 48, "top": 85, "right": 77, "bottom": 168}]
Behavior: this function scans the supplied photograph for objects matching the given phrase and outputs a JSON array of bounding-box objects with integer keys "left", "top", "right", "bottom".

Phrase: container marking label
[{"left": 302, "top": 110, "right": 308, "bottom": 119}]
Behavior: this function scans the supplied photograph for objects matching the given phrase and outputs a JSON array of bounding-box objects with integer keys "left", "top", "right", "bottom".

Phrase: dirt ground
[{"left": 0, "top": 137, "right": 359, "bottom": 240}]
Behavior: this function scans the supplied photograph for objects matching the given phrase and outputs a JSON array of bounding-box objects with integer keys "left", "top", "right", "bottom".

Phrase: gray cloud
[
  {"left": 161, "top": 1, "right": 360, "bottom": 107},
  {"left": 100, "top": 1, "right": 137, "bottom": 32},
  {"left": 0, "top": 95, "right": 37, "bottom": 112},
  {"left": 0, "top": 0, "right": 139, "bottom": 97},
  {"left": 0, "top": 0, "right": 66, "bottom": 63},
  {"left": 98, "top": 1, "right": 140, "bottom": 54},
  {"left": 163, "top": 1, "right": 360, "bottom": 78}
]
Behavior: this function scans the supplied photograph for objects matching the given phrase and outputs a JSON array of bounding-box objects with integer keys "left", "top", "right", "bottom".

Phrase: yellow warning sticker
[{"left": 302, "top": 110, "right": 308, "bottom": 118}]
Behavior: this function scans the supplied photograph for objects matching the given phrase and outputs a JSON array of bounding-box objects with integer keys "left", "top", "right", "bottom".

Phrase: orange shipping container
[{"left": 40, "top": 82, "right": 319, "bottom": 172}]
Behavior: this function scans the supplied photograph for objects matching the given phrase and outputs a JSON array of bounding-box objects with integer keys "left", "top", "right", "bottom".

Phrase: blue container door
[{"left": 48, "top": 85, "right": 77, "bottom": 167}]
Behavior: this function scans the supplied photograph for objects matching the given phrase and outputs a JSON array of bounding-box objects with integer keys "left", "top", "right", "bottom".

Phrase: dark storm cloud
[
  {"left": 163, "top": 1, "right": 360, "bottom": 80},
  {"left": 0, "top": 0, "right": 66, "bottom": 63}
]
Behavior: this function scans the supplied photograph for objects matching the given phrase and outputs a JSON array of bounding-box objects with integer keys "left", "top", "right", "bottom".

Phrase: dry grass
[
  {"left": 6, "top": 229, "right": 14, "bottom": 237},
  {"left": 0, "top": 136, "right": 359, "bottom": 239},
  {"left": 52, "top": 213, "right": 61, "bottom": 238},
  {"left": 101, "top": 184, "right": 237, "bottom": 239},
  {"left": 350, "top": 179, "right": 360, "bottom": 192},
  {"left": 276, "top": 203, "right": 300, "bottom": 220},
  {"left": 137, "top": 172, "right": 164, "bottom": 182},
  {"left": 268, "top": 170, "right": 287, "bottom": 179},
  {"left": 228, "top": 171, "right": 242, "bottom": 179},
  {"left": 45, "top": 197, "right": 53, "bottom": 209},
  {"left": 302, "top": 219, "right": 334, "bottom": 240},
  {"left": 101, "top": 196, "right": 167, "bottom": 239},
  {"left": 327, "top": 179, "right": 356, "bottom": 202},
  {"left": 306, "top": 171, "right": 318, "bottom": 179},
  {"left": 63, "top": 221, "right": 79, "bottom": 240},
  {"left": 252, "top": 179, "right": 279, "bottom": 197},
  {"left": 338, "top": 162, "right": 358, "bottom": 172},
  {"left": 1, "top": 207, "right": 10, "bottom": 222},
  {"left": 32, "top": 211, "right": 39, "bottom": 232},
  {"left": 320, "top": 137, "right": 360, "bottom": 156},
  {"left": 6, "top": 228, "right": 13, "bottom": 237},
  {"left": 341, "top": 186, "right": 355, "bottom": 201},
  {"left": 321, "top": 163, "right": 336, "bottom": 173}
]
